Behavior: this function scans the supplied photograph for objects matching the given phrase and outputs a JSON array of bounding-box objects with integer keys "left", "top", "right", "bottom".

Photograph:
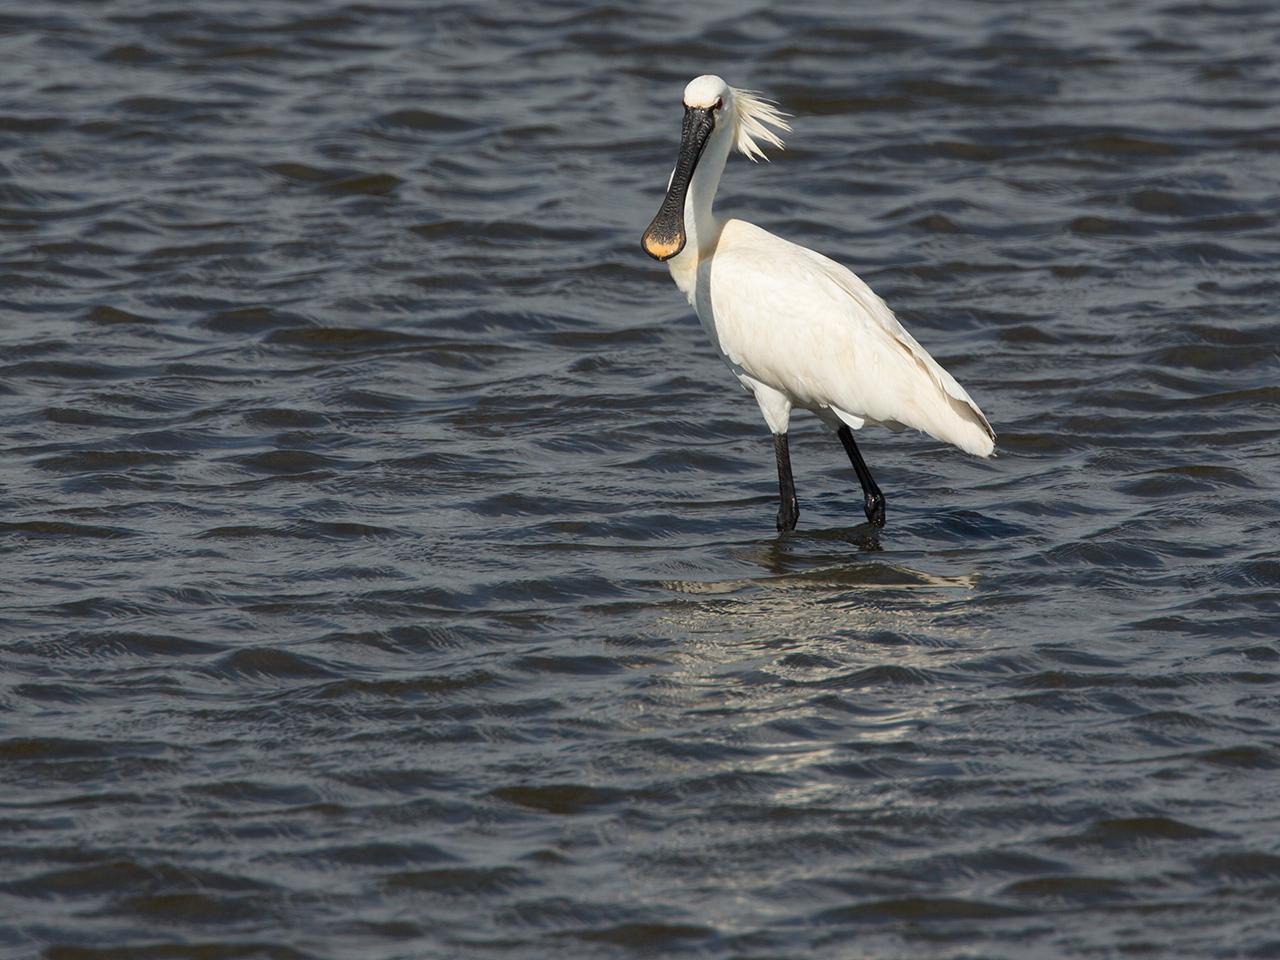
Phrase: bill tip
[{"left": 642, "top": 234, "right": 684, "bottom": 261}]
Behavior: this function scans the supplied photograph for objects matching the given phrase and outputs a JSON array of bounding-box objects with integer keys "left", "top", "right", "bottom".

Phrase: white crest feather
[{"left": 730, "top": 87, "right": 791, "bottom": 162}]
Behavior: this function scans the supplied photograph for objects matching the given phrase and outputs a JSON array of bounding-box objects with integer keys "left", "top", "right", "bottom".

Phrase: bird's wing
[
  {"left": 709, "top": 221, "right": 995, "bottom": 456},
  {"left": 803, "top": 244, "right": 995, "bottom": 439}
]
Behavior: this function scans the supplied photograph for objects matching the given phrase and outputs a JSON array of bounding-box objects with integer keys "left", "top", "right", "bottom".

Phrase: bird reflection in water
[
  {"left": 642, "top": 536, "right": 983, "bottom": 813},
  {"left": 659, "top": 531, "right": 978, "bottom": 657}
]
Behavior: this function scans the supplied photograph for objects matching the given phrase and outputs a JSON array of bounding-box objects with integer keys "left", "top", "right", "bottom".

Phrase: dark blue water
[{"left": 2, "top": 2, "right": 1279, "bottom": 957}]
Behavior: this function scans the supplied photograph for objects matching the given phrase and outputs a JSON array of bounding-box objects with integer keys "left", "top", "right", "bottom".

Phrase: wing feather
[{"left": 706, "top": 221, "right": 995, "bottom": 456}]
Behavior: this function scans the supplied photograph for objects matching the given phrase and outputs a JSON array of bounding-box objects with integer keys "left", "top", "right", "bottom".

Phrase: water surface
[{"left": 2, "top": 1, "right": 1279, "bottom": 958}]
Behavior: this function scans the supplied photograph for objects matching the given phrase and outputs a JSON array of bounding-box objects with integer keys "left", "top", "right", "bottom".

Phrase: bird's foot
[
  {"left": 863, "top": 492, "right": 886, "bottom": 529},
  {"left": 776, "top": 497, "right": 800, "bottom": 532}
]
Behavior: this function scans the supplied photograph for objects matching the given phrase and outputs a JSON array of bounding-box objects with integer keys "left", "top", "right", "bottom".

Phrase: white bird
[{"left": 642, "top": 74, "right": 995, "bottom": 532}]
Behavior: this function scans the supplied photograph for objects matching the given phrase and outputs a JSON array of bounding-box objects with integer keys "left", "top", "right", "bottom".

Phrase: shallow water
[{"left": 2, "top": 1, "right": 1279, "bottom": 957}]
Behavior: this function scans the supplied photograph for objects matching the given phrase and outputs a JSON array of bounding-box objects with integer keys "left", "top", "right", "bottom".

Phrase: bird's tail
[
  {"left": 874, "top": 344, "right": 995, "bottom": 457},
  {"left": 929, "top": 392, "right": 996, "bottom": 457}
]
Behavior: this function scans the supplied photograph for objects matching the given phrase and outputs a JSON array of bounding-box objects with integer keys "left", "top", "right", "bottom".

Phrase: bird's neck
[{"left": 668, "top": 132, "right": 730, "bottom": 295}]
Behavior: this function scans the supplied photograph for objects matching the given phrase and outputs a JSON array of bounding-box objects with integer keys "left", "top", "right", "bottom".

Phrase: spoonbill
[{"left": 641, "top": 74, "right": 995, "bottom": 532}]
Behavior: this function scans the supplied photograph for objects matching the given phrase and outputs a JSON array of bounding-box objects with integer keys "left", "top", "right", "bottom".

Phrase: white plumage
[
  {"left": 642, "top": 75, "right": 994, "bottom": 531},
  {"left": 702, "top": 219, "right": 995, "bottom": 457}
]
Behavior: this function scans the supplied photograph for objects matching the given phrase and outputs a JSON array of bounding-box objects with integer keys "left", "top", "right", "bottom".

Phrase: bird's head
[{"left": 641, "top": 75, "right": 791, "bottom": 262}]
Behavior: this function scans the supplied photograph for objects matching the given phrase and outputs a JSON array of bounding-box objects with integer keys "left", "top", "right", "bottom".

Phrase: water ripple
[{"left": 2, "top": 1, "right": 1278, "bottom": 958}]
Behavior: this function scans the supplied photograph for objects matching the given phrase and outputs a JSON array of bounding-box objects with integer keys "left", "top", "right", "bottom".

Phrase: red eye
[{"left": 714, "top": 97, "right": 724, "bottom": 110}]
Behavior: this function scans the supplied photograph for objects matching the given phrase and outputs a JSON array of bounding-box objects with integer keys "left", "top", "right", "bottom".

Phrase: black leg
[
  {"left": 837, "top": 426, "right": 886, "bottom": 528},
  {"left": 773, "top": 432, "right": 799, "bottom": 532}
]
